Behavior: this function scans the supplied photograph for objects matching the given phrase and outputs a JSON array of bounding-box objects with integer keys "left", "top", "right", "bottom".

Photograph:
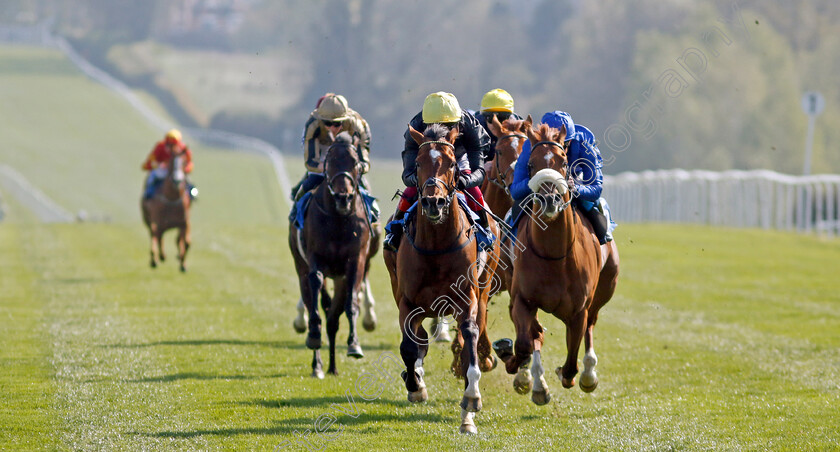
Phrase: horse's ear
[
  {"left": 408, "top": 125, "right": 424, "bottom": 145},
  {"left": 525, "top": 116, "right": 538, "bottom": 144},
  {"left": 521, "top": 115, "right": 533, "bottom": 134},
  {"left": 487, "top": 114, "right": 503, "bottom": 138},
  {"left": 446, "top": 124, "right": 459, "bottom": 144},
  {"left": 557, "top": 125, "right": 567, "bottom": 144}
]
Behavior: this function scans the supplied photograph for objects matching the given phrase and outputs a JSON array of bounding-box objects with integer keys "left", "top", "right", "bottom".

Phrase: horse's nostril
[
  {"left": 435, "top": 198, "right": 446, "bottom": 209},
  {"left": 421, "top": 198, "right": 430, "bottom": 208}
]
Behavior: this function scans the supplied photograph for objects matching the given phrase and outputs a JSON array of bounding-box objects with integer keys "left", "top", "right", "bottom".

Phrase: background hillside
[{"left": 2, "top": 0, "right": 837, "bottom": 175}]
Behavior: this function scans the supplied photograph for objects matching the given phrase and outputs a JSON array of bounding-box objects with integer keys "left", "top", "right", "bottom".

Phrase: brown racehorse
[
  {"left": 497, "top": 122, "right": 620, "bottom": 406},
  {"left": 481, "top": 115, "right": 531, "bottom": 294},
  {"left": 289, "top": 132, "right": 380, "bottom": 379},
  {"left": 481, "top": 115, "right": 529, "bottom": 219},
  {"left": 141, "top": 149, "right": 191, "bottom": 272},
  {"left": 383, "top": 124, "right": 500, "bottom": 434}
]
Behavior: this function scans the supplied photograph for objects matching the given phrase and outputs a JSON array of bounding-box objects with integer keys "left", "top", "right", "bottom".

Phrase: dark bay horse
[
  {"left": 497, "top": 123, "right": 619, "bottom": 405},
  {"left": 289, "top": 132, "right": 380, "bottom": 379},
  {"left": 141, "top": 150, "right": 191, "bottom": 272},
  {"left": 383, "top": 124, "right": 500, "bottom": 434}
]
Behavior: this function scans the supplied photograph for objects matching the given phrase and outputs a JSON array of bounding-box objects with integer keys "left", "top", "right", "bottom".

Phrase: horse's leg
[
  {"left": 579, "top": 313, "right": 599, "bottom": 393},
  {"left": 148, "top": 224, "right": 159, "bottom": 268},
  {"left": 476, "top": 286, "right": 496, "bottom": 372},
  {"left": 305, "top": 266, "right": 325, "bottom": 378},
  {"left": 181, "top": 221, "right": 191, "bottom": 272},
  {"left": 450, "top": 326, "right": 464, "bottom": 378},
  {"left": 431, "top": 316, "right": 452, "bottom": 342},
  {"left": 325, "top": 280, "right": 343, "bottom": 376},
  {"left": 459, "top": 310, "right": 482, "bottom": 434},
  {"left": 360, "top": 276, "right": 377, "bottom": 332},
  {"left": 556, "top": 308, "right": 587, "bottom": 388},
  {"left": 177, "top": 227, "right": 187, "bottom": 272},
  {"left": 398, "top": 298, "right": 427, "bottom": 403},
  {"left": 344, "top": 260, "right": 364, "bottom": 359},
  {"left": 293, "top": 297, "right": 308, "bottom": 334},
  {"left": 158, "top": 230, "right": 166, "bottom": 262},
  {"left": 506, "top": 294, "right": 537, "bottom": 395}
]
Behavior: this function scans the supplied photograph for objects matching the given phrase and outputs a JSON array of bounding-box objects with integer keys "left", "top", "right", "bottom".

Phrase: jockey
[
  {"left": 290, "top": 93, "right": 372, "bottom": 202},
  {"left": 383, "top": 92, "right": 492, "bottom": 252},
  {"left": 475, "top": 88, "right": 523, "bottom": 161},
  {"left": 509, "top": 111, "right": 614, "bottom": 244},
  {"left": 141, "top": 129, "right": 196, "bottom": 200}
]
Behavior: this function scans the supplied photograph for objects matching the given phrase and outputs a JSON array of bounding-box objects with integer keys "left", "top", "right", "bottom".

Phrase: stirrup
[{"left": 383, "top": 232, "right": 400, "bottom": 252}]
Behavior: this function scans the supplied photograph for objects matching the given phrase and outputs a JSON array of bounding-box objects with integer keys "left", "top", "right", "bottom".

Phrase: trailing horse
[
  {"left": 495, "top": 122, "right": 620, "bottom": 405},
  {"left": 383, "top": 124, "right": 500, "bottom": 434},
  {"left": 288, "top": 132, "right": 380, "bottom": 378},
  {"left": 141, "top": 150, "right": 191, "bottom": 272}
]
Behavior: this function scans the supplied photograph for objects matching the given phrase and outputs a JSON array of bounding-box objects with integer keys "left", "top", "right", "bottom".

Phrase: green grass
[
  {"left": 1, "top": 223, "right": 838, "bottom": 451},
  {"left": 2, "top": 43, "right": 839, "bottom": 451}
]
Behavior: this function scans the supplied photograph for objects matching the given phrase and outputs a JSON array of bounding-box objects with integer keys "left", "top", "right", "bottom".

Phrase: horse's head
[
  {"left": 409, "top": 123, "right": 458, "bottom": 224},
  {"left": 526, "top": 120, "right": 569, "bottom": 220},
  {"left": 487, "top": 115, "right": 531, "bottom": 190},
  {"left": 323, "top": 131, "right": 361, "bottom": 215}
]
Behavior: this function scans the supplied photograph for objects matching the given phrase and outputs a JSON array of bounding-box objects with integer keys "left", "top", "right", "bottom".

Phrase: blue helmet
[{"left": 540, "top": 111, "right": 575, "bottom": 142}]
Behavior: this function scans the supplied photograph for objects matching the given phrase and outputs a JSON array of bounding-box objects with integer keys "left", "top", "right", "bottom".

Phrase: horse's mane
[
  {"left": 502, "top": 118, "right": 525, "bottom": 133},
  {"left": 535, "top": 123, "right": 564, "bottom": 143},
  {"left": 424, "top": 123, "right": 450, "bottom": 141}
]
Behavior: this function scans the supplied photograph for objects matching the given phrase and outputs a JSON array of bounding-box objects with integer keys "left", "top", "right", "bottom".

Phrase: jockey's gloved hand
[
  {"left": 457, "top": 174, "right": 470, "bottom": 190},
  {"left": 360, "top": 162, "right": 370, "bottom": 174},
  {"left": 404, "top": 172, "right": 418, "bottom": 188}
]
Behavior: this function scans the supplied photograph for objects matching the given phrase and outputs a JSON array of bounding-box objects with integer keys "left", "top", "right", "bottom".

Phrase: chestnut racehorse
[
  {"left": 481, "top": 115, "right": 529, "bottom": 219},
  {"left": 141, "top": 150, "right": 191, "bottom": 272},
  {"left": 383, "top": 124, "right": 500, "bottom": 434},
  {"left": 289, "top": 132, "right": 380, "bottom": 378},
  {"left": 497, "top": 122, "right": 619, "bottom": 405}
]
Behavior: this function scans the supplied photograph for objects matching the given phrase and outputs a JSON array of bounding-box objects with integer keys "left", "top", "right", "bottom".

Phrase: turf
[{"left": 2, "top": 44, "right": 839, "bottom": 451}]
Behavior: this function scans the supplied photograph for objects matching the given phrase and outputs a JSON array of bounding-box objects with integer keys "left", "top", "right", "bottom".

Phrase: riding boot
[
  {"left": 383, "top": 209, "right": 406, "bottom": 252},
  {"left": 583, "top": 204, "right": 609, "bottom": 245}
]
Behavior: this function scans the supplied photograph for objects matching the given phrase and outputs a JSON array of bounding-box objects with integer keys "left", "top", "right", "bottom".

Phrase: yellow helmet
[
  {"left": 422, "top": 92, "right": 462, "bottom": 123},
  {"left": 480, "top": 88, "right": 515, "bottom": 113},
  {"left": 165, "top": 129, "right": 182, "bottom": 144},
  {"left": 316, "top": 93, "right": 350, "bottom": 121}
]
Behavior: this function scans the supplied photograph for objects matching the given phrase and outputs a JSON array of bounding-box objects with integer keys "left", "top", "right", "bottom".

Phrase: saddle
[
  {"left": 292, "top": 188, "right": 379, "bottom": 230},
  {"left": 385, "top": 193, "right": 496, "bottom": 251}
]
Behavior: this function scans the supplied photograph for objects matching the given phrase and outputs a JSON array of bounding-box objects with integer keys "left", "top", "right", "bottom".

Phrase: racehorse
[
  {"left": 383, "top": 124, "right": 500, "bottom": 434},
  {"left": 481, "top": 115, "right": 531, "bottom": 294},
  {"left": 481, "top": 115, "right": 529, "bottom": 219},
  {"left": 496, "top": 122, "right": 620, "bottom": 405},
  {"left": 289, "top": 132, "right": 380, "bottom": 378},
  {"left": 141, "top": 149, "right": 191, "bottom": 272}
]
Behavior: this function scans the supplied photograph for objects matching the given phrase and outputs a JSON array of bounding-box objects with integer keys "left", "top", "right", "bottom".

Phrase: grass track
[{"left": 1, "top": 223, "right": 838, "bottom": 451}]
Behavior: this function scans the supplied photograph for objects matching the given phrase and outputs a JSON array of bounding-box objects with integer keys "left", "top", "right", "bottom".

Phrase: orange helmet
[{"left": 165, "top": 129, "right": 182, "bottom": 145}]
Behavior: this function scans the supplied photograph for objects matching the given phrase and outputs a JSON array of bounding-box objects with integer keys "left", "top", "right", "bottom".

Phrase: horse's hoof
[
  {"left": 311, "top": 369, "right": 324, "bottom": 379},
  {"left": 513, "top": 369, "right": 533, "bottom": 395},
  {"left": 492, "top": 338, "right": 514, "bottom": 361},
  {"left": 179, "top": 265, "right": 186, "bottom": 273},
  {"left": 328, "top": 368, "right": 339, "bottom": 376},
  {"left": 460, "top": 396, "right": 482, "bottom": 412},
  {"left": 306, "top": 336, "right": 321, "bottom": 350},
  {"left": 580, "top": 375, "right": 598, "bottom": 393},
  {"left": 459, "top": 423, "right": 477, "bottom": 435},
  {"left": 531, "top": 390, "right": 551, "bottom": 405},
  {"left": 346, "top": 344, "right": 364, "bottom": 359},
  {"left": 150, "top": 261, "right": 157, "bottom": 269},
  {"left": 292, "top": 319, "right": 306, "bottom": 334},
  {"left": 159, "top": 255, "right": 166, "bottom": 262},
  {"left": 362, "top": 316, "right": 377, "bottom": 332},
  {"left": 407, "top": 388, "right": 428, "bottom": 403},
  {"left": 556, "top": 367, "right": 575, "bottom": 388},
  {"left": 480, "top": 355, "right": 498, "bottom": 372}
]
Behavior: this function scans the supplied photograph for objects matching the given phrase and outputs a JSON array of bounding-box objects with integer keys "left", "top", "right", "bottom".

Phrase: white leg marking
[
  {"left": 581, "top": 348, "right": 598, "bottom": 383},
  {"left": 531, "top": 350, "right": 547, "bottom": 392},
  {"left": 461, "top": 408, "right": 475, "bottom": 426},
  {"left": 414, "top": 358, "right": 425, "bottom": 386},
  {"left": 465, "top": 365, "right": 482, "bottom": 399},
  {"left": 294, "top": 298, "right": 307, "bottom": 327}
]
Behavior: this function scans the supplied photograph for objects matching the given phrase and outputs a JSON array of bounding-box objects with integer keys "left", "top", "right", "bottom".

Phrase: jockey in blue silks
[{"left": 509, "top": 111, "right": 615, "bottom": 244}]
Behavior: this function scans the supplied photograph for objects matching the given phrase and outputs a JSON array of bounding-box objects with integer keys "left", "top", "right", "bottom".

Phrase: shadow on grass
[
  {"left": 127, "top": 372, "right": 287, "bottom": 383},
  {"left": 235, "top": 395, "right": 405, "bottom": 409},
  {"left": 132, "top": 412, "right": 450, "bottom": 438},
  {"left": 102, "top": 339, "right": 396, "bottom": 352}
]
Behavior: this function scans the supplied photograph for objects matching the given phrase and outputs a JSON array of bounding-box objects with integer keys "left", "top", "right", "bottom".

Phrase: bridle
[
  {"left": 490, "top": 132, "right": 527, "bottom": 195},
  {"left": 417, "top": 140, "right": 458, "bottom": 213}
]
